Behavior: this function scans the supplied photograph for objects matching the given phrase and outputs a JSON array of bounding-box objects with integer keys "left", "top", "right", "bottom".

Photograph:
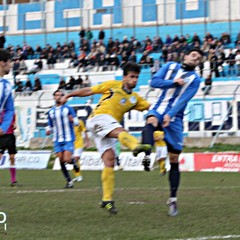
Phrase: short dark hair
[
  {"left": 0, "top": 49, "right": 11, "bottom": 62},
  {"left": 185, "top": 47, "right": 203, "bottom": 56},
  {"left": 123, "top": 62, "right": 141, "bottom": 76},
  {"left": 53, "top": 89, "right": 65, "bottom": 96}
]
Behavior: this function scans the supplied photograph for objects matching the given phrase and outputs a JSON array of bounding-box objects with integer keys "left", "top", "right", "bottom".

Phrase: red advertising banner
[{"left": 194, "top": 153, "right": 240, "bottom": 172}]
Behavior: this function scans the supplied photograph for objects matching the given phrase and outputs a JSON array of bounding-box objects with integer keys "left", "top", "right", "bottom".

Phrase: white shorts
[
  {"left": 155, "top": 146, "right": 168, "bottom": 160},
  {"left": 73, "top": 148, "right": 83, "bottom": 158},
  {"left": 86, "top": 114, "right": 122, "bottom": 156}
]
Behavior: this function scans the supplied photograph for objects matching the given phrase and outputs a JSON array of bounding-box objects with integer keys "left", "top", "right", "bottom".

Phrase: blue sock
[
  {"left": 169, "top": 163, "right": 180, "bottom": 198},
  {"left": 60, "top": 162, "right": 71, "bottom": 182},
  {"left": 142, "top": 123, "right": 155, "bottom": 155}
]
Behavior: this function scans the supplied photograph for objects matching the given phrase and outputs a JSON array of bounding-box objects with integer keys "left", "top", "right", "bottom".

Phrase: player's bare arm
[{"left": 61, "top": 87, "right": 94, "bottom": 103}]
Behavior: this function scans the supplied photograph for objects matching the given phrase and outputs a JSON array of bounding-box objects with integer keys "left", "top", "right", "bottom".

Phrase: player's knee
[{"left": 146, "top": 116, "right": 158, "bottom": 127}]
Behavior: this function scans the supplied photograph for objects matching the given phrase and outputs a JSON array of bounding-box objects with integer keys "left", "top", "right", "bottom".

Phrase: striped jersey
[
  {"left": 150, "top": 62, "right": 201, "bottom": 119},
  {"left": 47, "top": 104, "right": 78, "bottom": 142},
  {"left": 0, "top": 79, "right": 14, "bottom": 133}
]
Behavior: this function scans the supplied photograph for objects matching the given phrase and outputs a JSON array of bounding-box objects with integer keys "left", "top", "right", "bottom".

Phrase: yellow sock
[
  {"left": 159, "top": 160, "right": 166, "bottom": 173},
  {"left": 118, "top": 131, "right": 139, "bottom": 150},
  {"left": 73, "top": 169, "right": 81, "bottom": 177},
  {"left": 101, "top": 167, "right": 114, "bottom": 201}
]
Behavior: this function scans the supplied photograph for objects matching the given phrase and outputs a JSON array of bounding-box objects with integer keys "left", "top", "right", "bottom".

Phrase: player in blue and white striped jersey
[
  {"left": 141, "top": 48, "right": 203, "bottom": 216},
  {"left": 0, "top": 50, "right": 14, "bottom": 136},
  {"left": 46, "top": 89, "right": 79, "bottom": 188}
]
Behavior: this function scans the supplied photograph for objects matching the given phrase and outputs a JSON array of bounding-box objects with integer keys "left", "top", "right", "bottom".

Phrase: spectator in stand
[
  {"left": 227, "top": 49, "right": 236, "bottom": 76},
  {"left": 55, "top": 46, "right": 64, "bottom": 63},
  {"left": 33, "top": 77, "right": 42, "bottom": 91},
  {"left": 23, "top": 78, "right": 32, "bottom": 95},
  {"left": 97, "top": 54, "right": 108, "bottom": 72},
  {"left": 77, "top": 50, "right": 87, "bottom": 72},
  {"left": 161, "top": 45, "right": 168, "bottom": 63},
  {"left": 58, "top": 77, "right": 67, "bottom": 90},
  {"left": 217, "top": 49, "right": 226, "bottom": 77},
  {"left": 110, "top": 53, "right": 120, "bottom": 71},
  {"left": 80, "top": 39, "right": 90, "bottom": 52},
  {"left": 235, "top": 32, "right": 240, "bottom": 46},
  {"left": 235, "top": 50, "right": 240, "bottom": 76},
  {"left": 128, "top": 51, "right": 137, "bottom": 63},
  {"left": 120, "top": 51, "right": 129, "bottom": 68},
  {"left": 145, "top": 41, "right": 153, "bottom": 53},
  {"left": 122, "top": 36, "right": 129, "bottom": 45},
  {"left": 19, "top": 58, "right": 28, "bottom": 75},
  {"left": 79, "top": 27, "right": 85, "bottom": 45},
  {"left": 192, "top": 33, "right": 201, "bottom": 46},
  {"left": 83, "top": 75, "right": 91, "bottom": 87},
  {"left": 106, "top": 37, "right": 115, "bottom": 54},
  {"left": 15, "top": 81, "right": 24, "bottom": 93},
  {"left": 66, "top": 76, "right": 76, "bottom": 90},
  {"left": 68, "top": 40, "right": 75, "bottom": 52},
  {"left": 153, "top": 36, "right": 163, "bottom": 52},
  {"left": 205, "top": 32, "right": 214, "bottom": 43},
  {"left": 98, "top": 28, "right": 105, "bottom": 42},
  {"left": 69, "top": 52, "right": 79, "bottom": 68},
  {"left": 47, "top": 52, "right": 56, "bottom": 69},
  {"left": 75, "top": 75, "right": 83, "bottom": 88},
  {"left": 27, "top": 58, "right": 43, "bottom": 74},
  {"left": 86, "top": 28, "right": 93, "bottom": 43},
  {"left": 219, "top": 32, "right": 231, "bottom": 46},
  {"left": 165, "top": 34, "right": 172, "bottom": 46},
  {"left": 0, "top": 32, "right": 6, "bottom": 49},
  {"left": 202, "top": 74, "right": 212, "bottom": 95},
  {"left": 208, "top": 49, "right": 219, "bottom": 77},
  {"left": 172, "top": 34, "right": 179, "bottom": 43},
  {"left": 139, "top": 51, "right": 149, "bottom": 66}
]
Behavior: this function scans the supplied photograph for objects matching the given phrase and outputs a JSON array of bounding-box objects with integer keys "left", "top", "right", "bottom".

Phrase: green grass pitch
[{"left": 0, "top": 169, "right": 239, "bottom": 240}]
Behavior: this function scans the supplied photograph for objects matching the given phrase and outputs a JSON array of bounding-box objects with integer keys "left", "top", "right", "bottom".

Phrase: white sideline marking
[
  {"left": 2, "top": 185, "right": 240, "bottom": 194},
  {"left": 172, "top": 235, "right": 240, "bottom": 240}
]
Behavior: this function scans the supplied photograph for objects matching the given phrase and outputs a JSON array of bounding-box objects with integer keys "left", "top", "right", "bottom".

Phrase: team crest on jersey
[
  {"left": 129, "top": 96, "right": 137, "bottom": 104},
  {"left": 120, "top": 98, "right": 127, "bottom": 105}
]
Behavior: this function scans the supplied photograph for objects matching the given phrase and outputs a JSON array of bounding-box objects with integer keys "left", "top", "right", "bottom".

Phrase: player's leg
[
  {"left": 62, "top": 148, "right": 75, "bottom": 188},
  {"left": 100, "top": 147, "right": 118, "bottom": 215},
  {"left": 72, "top": 149, "right": 83, "bottom": 182},
  {"left": 7, "top": 134, "right": 18, "bottom": 186},
  {"left": 141, "top": 115, "right": 160, "bottom": 171},
  {"left": 164, "top": 120, "right": 183, "bottom": 216},
  {"left": 108, "top": 128, "right": 151, "bottom": 157}
]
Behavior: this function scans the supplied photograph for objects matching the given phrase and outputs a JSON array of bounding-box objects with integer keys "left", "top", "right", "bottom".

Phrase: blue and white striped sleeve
[{"left": 151, "top": 62, "right": 177, "bottom": 89}]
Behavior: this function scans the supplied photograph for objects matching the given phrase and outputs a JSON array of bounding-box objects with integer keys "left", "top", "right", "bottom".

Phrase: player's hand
[
  {"left": 0, "top": 128, "right": 4, "bottom": 136},
  {"left": 61, "top": 95, "right": 68, "bottom": 104},
  {"left": 46, "top": 130, "right": 51, "bottom": 135},
  {"left": 162, "top": 114, "right": 171, "bottom": 128},
  {"left": 174, "top": 78, "right": 185, "bottom": 86},
  {"left": 68, "top": 115, "right": 74, "bottom": 122}
]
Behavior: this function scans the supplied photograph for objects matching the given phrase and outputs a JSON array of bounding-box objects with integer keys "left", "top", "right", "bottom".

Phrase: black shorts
[{"left": 0, "top": 134, "right": 17, "bottom": 155}]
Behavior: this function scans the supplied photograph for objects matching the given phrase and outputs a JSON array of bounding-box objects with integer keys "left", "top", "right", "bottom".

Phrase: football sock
[
  {"left": 169, "top": 163, "right": 180, "bottom": 198},
  {"left": 71, "top": 158, "right": 80, "bottom": 173},
  {"left": 101, "top": 167, "right": 114, "bottom": 201},
  {"left": 159, "top": 160, "right": 166, "bottom": 173},
  {"left": 60, "top": 162, "right": 71, "bottom": 182},
  {"left": 118, "top": 131, "right": 139, "bottom": 150},
  {"left": 142, "top": 123, "right": 155, "bottom": 155},
  {"left": 9, "top": 167, "right": 16, "bottom": 183}
]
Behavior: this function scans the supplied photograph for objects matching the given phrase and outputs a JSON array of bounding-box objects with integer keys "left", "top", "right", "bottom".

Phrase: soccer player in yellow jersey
[
  {"left": 62, "top": 62, "right": 152, "bottom": 215},
  {"left": 72, "top": 119, "right": 90, "bottom": 182},
  {"left": 154, "top": 131, "right": 167, "bottom": 176}
]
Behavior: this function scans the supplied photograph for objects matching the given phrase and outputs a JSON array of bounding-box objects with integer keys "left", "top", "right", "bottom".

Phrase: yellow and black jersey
[
  {"left": 89, "top": 80, "right": 150, "bottom": 122},
  {"left": 154, "top": 131, "right": 166, "bottom": 147},
  {"left": 74, "top": 119, "right": 86, "bottom": 149}
]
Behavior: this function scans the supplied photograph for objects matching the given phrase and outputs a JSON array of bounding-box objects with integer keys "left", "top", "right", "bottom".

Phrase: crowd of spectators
[{"left": 3, "top": 30, "right": 240, "bottom": 95}]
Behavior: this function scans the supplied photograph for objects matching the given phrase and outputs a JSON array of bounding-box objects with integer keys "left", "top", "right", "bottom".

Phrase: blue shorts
[
  {"left": 54, "top": 141, "right": 74, "bottom": 153},
  {"left": 146, "top": 110, "right": 183, "bottom": 152}
]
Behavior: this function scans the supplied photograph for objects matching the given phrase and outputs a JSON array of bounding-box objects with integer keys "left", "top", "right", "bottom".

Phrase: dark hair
[
  {"left": 123, "top": 62, "right": 141, "bottom": 76},
  {"left": 0, "top": 49, "right": 11, "bottom": 62},
  {"left": 186, "top": 47, "right": 203, "bottom": 56},
  {"left": 53, "top": 89, "right": 65, "bottom": 96}
]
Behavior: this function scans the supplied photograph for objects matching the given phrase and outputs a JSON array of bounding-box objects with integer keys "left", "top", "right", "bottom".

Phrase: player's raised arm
[{"left": 62, "top": 87, "right": 94, "bottom": 103}]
